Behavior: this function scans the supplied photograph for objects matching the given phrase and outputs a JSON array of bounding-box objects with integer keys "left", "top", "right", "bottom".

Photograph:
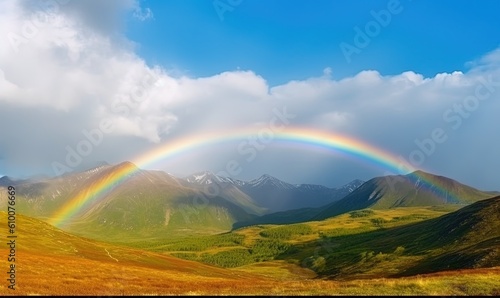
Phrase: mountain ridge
[
  {"left": 1, "top": 163, "right": 496, "bottom": 243},
  {"left": 233, "top": 170, "right": 495, "bottom": 228},
  {"left": 313, "top": 170, "right": 494, "bottom": 221},
  {"left": 182, "top": 171, "right": 364, "bottom": 213}
]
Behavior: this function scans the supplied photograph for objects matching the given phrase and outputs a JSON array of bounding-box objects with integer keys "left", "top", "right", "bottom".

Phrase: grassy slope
[
  {"left": 2, "top": 249, "right": 499, "bottom": 295},
  {"left": 0, "top": 163, "right": 257, "bottom": 241},
  {"left": 314, "top": 171, "right": 494, "bottom": 221},
  {"left": 146, "top": 197, "right": 500, "bottom": 283},
  {"left": 0, "top": 207, "right": 499, "bottom": 295},
  {"left": 291, "top": 196, "right": 500, "bottom": 279},
  {"left": 0, "top": 212, "right": 500, "bottom": 295},
  {"left": 143, "top": 206, "right": 456, "bottom": 269},
  {"left": 0, "top": 211, "right": 270, "bottom": 295}
]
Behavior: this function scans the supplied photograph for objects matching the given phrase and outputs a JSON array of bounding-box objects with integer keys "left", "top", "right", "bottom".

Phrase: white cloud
[{"left": 0, "top": 1, "right": 499, "bottom": 190}]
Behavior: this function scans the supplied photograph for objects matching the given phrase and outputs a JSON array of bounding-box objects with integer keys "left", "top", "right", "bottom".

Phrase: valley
[{"left": 0, "top": 164, "right": 499, "bottom": 295}]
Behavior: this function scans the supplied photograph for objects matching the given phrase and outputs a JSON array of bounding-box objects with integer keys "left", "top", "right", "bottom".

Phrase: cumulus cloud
[{"left": 0, "top": 1, "right": 499, "bottom": 190}]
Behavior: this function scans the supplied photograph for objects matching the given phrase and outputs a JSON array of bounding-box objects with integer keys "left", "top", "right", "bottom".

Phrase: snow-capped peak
[
  {"left": 183, "top": 171, "right": 363, "bottom": 193},
  {"left": 296, "top": 183, "right": 329, "bottom": 191},
  {"left": 83, "top": 165, "right": 108, "bottom": 175},
  {"left": 338, "top": 179, "right": 365, "bottom": 192},
  {"left": 185, "top": 171, "right": 217, "bottom": 184},
  {"left": 248, "top": 174, "right": 295, "bottom": 190},
  {"left": 184, "top": 171, "right": 242, "bottom": 185}
]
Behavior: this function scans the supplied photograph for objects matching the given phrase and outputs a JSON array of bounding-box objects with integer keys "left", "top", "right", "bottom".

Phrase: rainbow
[{"left": 50, "top": 127, "right": 432, "bottom": 227}]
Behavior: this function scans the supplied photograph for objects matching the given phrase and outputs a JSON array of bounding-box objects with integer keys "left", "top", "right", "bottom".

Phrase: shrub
[
  {"left": 394, "top": 246, "right": 405, "bottom": 255},
  {"left": 259, "top": 224, "right": 313, "bottom": 240},
  {"left": 200, "top": 249, "right": 253, "bottom": 268},
  {"left": 161, "top": 233, "right": 245, "bottom": 251},
  {"left": 370, "top": 218, "right": 389, "bottom": 227},
  {"left": 349, "top": 209, "right": 375, "bottom": 218}
]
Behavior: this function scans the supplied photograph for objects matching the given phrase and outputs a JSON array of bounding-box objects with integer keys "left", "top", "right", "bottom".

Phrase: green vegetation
[
  {"left": 390, "top": 214, "right": 432, "bottom": 222},
  {"left": 1, "top": 196, "right": 499, "bottom": 295},
  {"left": 370, "top": 217, "right": 389, "bottom": 227},
  {"left": 250, "top": 239, "right": 291, "bottom": 261},
  {"left": 349, "top": 209, "right": 375, "bottom": 218},
  {"left": 1, "top": 164, "right": 258, "bottom": 242},
  {"left": 201, "top": 249, "right": 254, "bottom": 267},
  {"left": 321, "top": 226, "right": 374, "bottom": 237},
  {"left": 289, "top": 197, "right": 500, "bottom": 279},
  {"left": 163, "top": 237, "right": 292, "bottom": 268},
  {"left": 142, "top": 196, "right": 500, "bottom": 282},
  {"left": 129, "top": 201, "right": 498, "bottom": 278},
  {"left": 259, "top": 224, "right": 313, "bottom": 239},
  {"left": 150, "top": 233, "right": 245, "bottom": 252},
  {"left": 2, "top": 167, "right": 500, "bottom": 295}
]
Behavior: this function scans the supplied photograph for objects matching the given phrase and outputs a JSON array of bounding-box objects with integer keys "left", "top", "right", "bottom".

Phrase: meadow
[
  {"left": 1, "top": 204, "right": 499, "bottom": 295},
  {"left": 125, "top": 206, "right": 462, "bottom": 274},
  {"left": 1, "top": 250, "right": 498, "bottom": 296}
]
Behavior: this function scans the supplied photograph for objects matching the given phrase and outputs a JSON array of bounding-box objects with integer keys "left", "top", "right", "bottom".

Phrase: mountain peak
[
  {"left": 0, "top": 176, "right": 14, "bottom": 186},
  {"left": 0, "top": 176, "right": 28, "bottom": 186},
  {"left": 184, "top": 171, "right": 229, "bottom": 185},
  {"left": 407, "top": 170, "right": 436, "bottom": 178},
  {"left": 81, "top": 163, "right": 112, "bottom": 174},
  {"left": 337, "top": 179, "right": 365, "bottom": 192},
  {"left": 349, "top": 179, "right": 365, "bottom": 185},
  {"left": 250, "top": 174, "right": 294, "bottom": 190},
  {"left": 258, "top": 174, "right": 275, "bottom": 181},
  {"left": 108, "top": 162, "right": 139, "bottom": 175},
  {"left": 113, "top": 161, "right": 137, "bottom": 169},
  {"left": 405, "top": 170, "right": 461, "bottom": 190},
  {"left": 314, "top": 170, "right": 494, "bottom": 221}
]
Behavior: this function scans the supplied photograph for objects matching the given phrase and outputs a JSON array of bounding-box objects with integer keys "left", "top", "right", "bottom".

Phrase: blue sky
[
  {"left": 1, "top": 0, "right": 500, "bottom": 190},
  {"left": 127, "top": 0, "right": 500, "bottom": 85}
]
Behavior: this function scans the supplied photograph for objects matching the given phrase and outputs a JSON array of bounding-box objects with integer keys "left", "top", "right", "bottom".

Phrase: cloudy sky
[{"left": 0, "top": 0, "right": 499, "bottom": 190}]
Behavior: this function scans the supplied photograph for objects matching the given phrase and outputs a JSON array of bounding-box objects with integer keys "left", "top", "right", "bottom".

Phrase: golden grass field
[{"left": 1, "top": 249, "right": 499, "bottom": 295}]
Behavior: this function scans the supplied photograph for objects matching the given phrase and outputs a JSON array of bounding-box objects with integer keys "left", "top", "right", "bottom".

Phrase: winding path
[{"left": 105, "top": 248, "right": 119, "bottom": 262}]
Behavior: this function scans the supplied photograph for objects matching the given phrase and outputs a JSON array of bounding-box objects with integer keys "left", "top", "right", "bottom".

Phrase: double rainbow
[{"left": 49, "top": 127, "right": 420, "bottom": 227}]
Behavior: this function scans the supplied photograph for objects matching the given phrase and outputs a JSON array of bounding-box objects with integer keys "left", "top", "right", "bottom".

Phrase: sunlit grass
[
  {"left": 1, "top": 204, "right": 498, "bottom": 295},
  {"left": 1, "top": 250, "right": 498, "bottom": 295}
]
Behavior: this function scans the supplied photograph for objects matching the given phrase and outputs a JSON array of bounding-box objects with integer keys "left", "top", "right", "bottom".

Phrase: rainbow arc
[{"left": 49, "top": 127, "right": 442, "bottom": 227}]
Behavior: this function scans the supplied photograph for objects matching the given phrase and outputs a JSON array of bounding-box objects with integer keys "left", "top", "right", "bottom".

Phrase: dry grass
[
  {"left": 1, "top": 249, "right": 498, "bottom": 295},
  {"left": 1, "top": 206, "right": 498, "bottom": 295}
]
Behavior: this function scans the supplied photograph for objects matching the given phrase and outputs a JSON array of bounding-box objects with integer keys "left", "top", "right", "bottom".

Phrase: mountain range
[
  {"left": 181, "top": 171, "right": 364, "bottom": 213},
  {"left": 1, "top": 162, "right": 496, "bottom": 242},
  {"left": 0, "top": 162, "right": 362, "bottom": 241},
  {"left": 233, "top": 170, "right": 496, "bottom": 228},
  {"left": 0, "top": 162, "right": 499, "bottom": 294}
]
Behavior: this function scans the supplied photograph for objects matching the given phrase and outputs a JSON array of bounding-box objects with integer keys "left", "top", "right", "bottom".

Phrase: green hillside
[
  {"left": 0, "top": 211, "right": 251, "bottom": 278},
  {"left": 314, "top": 171, "right": 494, "bottom": 221},
  {"left": 0, "top": 162, "right": 257, "bottom": 241},
  {"left": 63, "top": 163, "right": 258, "bottom": 241},
  {"left": 294, "top": 196, "right": 500, "bottom": 279},
  {"left": 145, "top": 196, "right": 500, "bottom": 281}
]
